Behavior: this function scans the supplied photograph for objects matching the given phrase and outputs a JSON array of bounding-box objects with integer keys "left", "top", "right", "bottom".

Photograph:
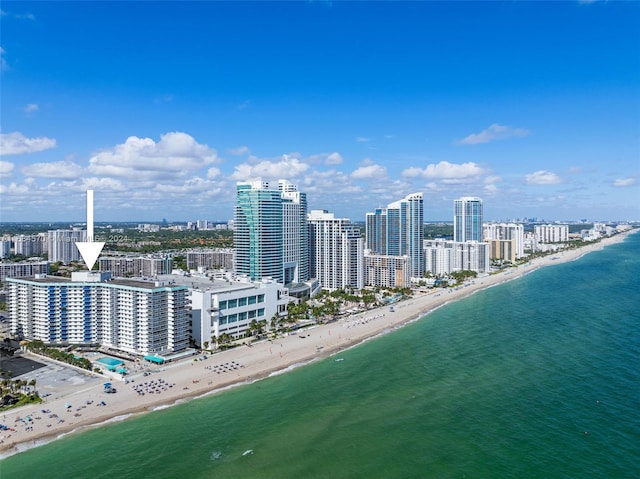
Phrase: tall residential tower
[
  {"left": 234, "top": 179, "right": 308, "bottom": 285},
  {"left": 454, "top": 197, "right": 483, "bottom": 242},
  {"left": 365, "top": 192, "right": 424, "bottom": 278}
]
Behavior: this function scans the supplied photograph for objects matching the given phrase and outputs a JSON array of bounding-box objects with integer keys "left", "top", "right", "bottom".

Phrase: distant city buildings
[
  {"left": 98, "top": 255, "right": 173, "bottom": 278},
  {"left": 13, "top": 233, "right": 48, "bottom": 257},
  {"left": 308, "top": 209, "right": 364, "bottom": 291},
  {"left": 187, "top": 249, "right": 234, "bottom": 271},
  {"left": 47, "top": 229, "right": 87, "bottom": 263},
  {"left": 137, "top": 223, "right": 161, "bottom": 233},
  {"left": 454, "top": 197, "right": 483, "bottom": 242},
  {"left": 0, "top": 240, "right": 11, "bottom": 259},
  {"left": 0, "top": 260, "right": 50, "bottom": 286},
  {"left": 365, "top": 192, "right": 425, "bottom": 279},
  {"left": 7, "top": 272, "right": 189, "bottom": 356}
]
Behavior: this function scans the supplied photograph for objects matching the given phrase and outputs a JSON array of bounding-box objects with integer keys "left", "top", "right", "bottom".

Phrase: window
[
  {"left": 228, "top": 314, "right": 237, "bottom": 323},
  {"left": 257, "top": 308, "right": 265, "bottom": 317},
  {"left": 238, "top": 297, "right": 247, "bottom": 307},
  {"left": 228, "top": 299, "right": 237, "bottom": 309},
  {"left": 248, "top": 310, "right": 256, "bottom": 319},
  {"left": 219, "top": 317, "right": 227, "bottom": 325},
  {"left": 257, "top": 294, "right": 265, "bottom": 303},
  {"left": 219, "top": 300, "right": 227, "bottom": 310},
  {"left": 238, "top": 311, "right": 247, "bottom": 321},
  {"left": 248, "top": 295, "right": 257, "bottom": 305}
]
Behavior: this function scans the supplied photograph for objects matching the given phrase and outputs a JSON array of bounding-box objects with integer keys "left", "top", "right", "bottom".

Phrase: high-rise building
[
  {"left": 98, "top": 255, "right": 173, "bottom": 277},
  {"left": 279, "top": 179, "right": 309, "bottom": 284},
  {"left": 7, "top": 272, "right": 189, "bottom": 356},
  {"left": 424, "top": 239, "right": 490, "bottom": 275},
  {"left": 47, "top": 229, "right": 87, "bottom": 263},
  {"left": 0, "top": 240, "right": 11, "bottom": 259},
  {"left": 187, "top": 249, "right": 235, "bottom": 271},
  {"left": 13, "top": 234, "right": 45, "bottom": 257},
  {"left": 234, "top": 179, "right": 308, "bottom": 285},
  {"left": 0, "top": 260, "right": 50, "bottom": 286},
  {"left": 454, "top": 197, "right": 483, "bottom": 242},
  {"left": 365, "top": 193, "right": 424, "bottom": 279},
  {"left": 534, "top": 224, "right": 569, "bottom": 243},
  {"left": 308, "top": 210, "right": 363, "bottom": 291},
  {"left": 483, "top": 223, "right": 525, "bottom": 258}
]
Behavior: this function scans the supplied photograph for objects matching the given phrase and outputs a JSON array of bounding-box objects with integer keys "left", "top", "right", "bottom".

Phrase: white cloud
[
  {"left": 15, "top": 12, "right": 36, "bottom": 20},
  {"left": 356, "top": 137, "right": 370, "bottom": 143},
  {"left": 0, "top": 160, "right": 14, "bottom": 176},
  {"left": 21, "top": 160, "right": 84, "bottom": 179},
  {"left": 0, "top": 132, "right": 56, "bottom": 155},
  {"left": 402, "top": 161, "right": 485, "bottom": 179},
  {"left": 613, "top": 178, "right": 636, "bottom": 187},
  {"left": 351, "top": 162, "right": 387, "bottom": 180},
  {"left": 23, "top": 103, "right": 39, "bottom": 114},
  {"left": 206, "top": 167, "right": 221, "bottom": 179},
  {"left": 0, "top": 46, "right": 7, "bottom": 71},
  {"left": 484, "top": 175, "right": 502, "bottom": 184},
  {"left": 228, "top": 146, "right": 250, "bottom": 155},
  {"left": 231, "top": 155, "right": 310, "bottom": 181},
  {"left": 525, "top": 170, "right": 562, "bottom": 185},
  {"left": 325, "top": 152, "right": 343, "bottom": 165},
  {"left": 459, "top": 123, "right": 530, "bottom": 145},
  {"left": 88, "top": 132, "right": 219, "bottom": 179}
]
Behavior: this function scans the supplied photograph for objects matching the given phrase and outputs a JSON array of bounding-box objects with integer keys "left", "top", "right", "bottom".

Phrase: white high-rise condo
[
  {"left": 454, "top": 197, "right": 483, "bottom": 242},
  {"left": 47, "top": 229, "right": 87, "bottom": 263},
  {"left": 308, "top": 210, "right": 364, "bottom": 291},
  {"left": 365, "top": 192, "right": 424, "bottom": 278},
  {"left": 234, "top": 179, "right": 308, "bottom": 285},
  {"left": 7, "top": 272, "right": 189, "bottom": 356}
]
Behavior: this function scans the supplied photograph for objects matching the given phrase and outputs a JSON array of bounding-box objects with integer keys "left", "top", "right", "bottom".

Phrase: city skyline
[{"left": 1, "top": 2, "right": 639, "bottom": 223}]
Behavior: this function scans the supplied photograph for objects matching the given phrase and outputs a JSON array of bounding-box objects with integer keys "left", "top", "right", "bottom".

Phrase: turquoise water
[
  {"left": 96, "top": 357, "right": 124, "bottom": 367},
  {"left": 2, "top": 233, "right": 639, "bottom": 478}
]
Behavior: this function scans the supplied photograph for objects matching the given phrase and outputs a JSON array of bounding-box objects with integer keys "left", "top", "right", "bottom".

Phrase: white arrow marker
[{"left": 76, "top": 189, "right": 105, "bottom": 270}]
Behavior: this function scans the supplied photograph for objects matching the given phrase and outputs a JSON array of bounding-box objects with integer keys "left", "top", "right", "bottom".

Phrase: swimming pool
[{"left": 96, "top": 357, "right": 124, "bottom": 367}]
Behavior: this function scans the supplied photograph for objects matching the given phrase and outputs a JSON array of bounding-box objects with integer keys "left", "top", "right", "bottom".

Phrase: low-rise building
[{"left": 189, "top": 276, "right": 290, "bottom": 347}]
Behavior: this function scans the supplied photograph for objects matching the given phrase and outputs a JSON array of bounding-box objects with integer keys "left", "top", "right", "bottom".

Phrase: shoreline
[{"left": 1, "top": 230, "right": 635, "bottom": 459}]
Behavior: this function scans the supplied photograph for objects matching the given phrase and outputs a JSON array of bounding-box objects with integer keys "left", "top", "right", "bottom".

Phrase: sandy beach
[{"left": 0, "top": 231, "right": 634, "bottom": 458}]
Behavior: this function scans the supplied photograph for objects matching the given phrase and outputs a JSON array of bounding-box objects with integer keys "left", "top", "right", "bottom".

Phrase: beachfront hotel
[
  {"left": 365, "top": 192, "right": 425, "bottom": 279},
  {"left": 6, "top": 272, "right": 189, "bottom": 356},
  {"left": 234, "top": 179, "right": 309, "bottom": 285},
  {"left": 308, "top": 209, "right": 364, "bottom": 291},
  {"left": 454, "top": 197, "right": 483, "bottom": 243},
  {"left": 189, "top": 276, "right": 290, "bottom": 346}
]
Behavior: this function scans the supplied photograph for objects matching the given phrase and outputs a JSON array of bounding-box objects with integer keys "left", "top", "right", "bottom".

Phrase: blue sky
[{"left": 1, "top": 1, "right": 638, "bottom": 223}]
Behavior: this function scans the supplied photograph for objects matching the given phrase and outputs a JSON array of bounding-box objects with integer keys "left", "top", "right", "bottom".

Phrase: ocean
[{"left": 2, "top": 233, "right": 639, "bottom": 478}]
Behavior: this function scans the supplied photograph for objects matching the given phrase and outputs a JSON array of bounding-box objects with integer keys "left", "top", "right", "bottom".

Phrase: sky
[{"left": 1, "top": 1, "right": 638, "bottom": 223}]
